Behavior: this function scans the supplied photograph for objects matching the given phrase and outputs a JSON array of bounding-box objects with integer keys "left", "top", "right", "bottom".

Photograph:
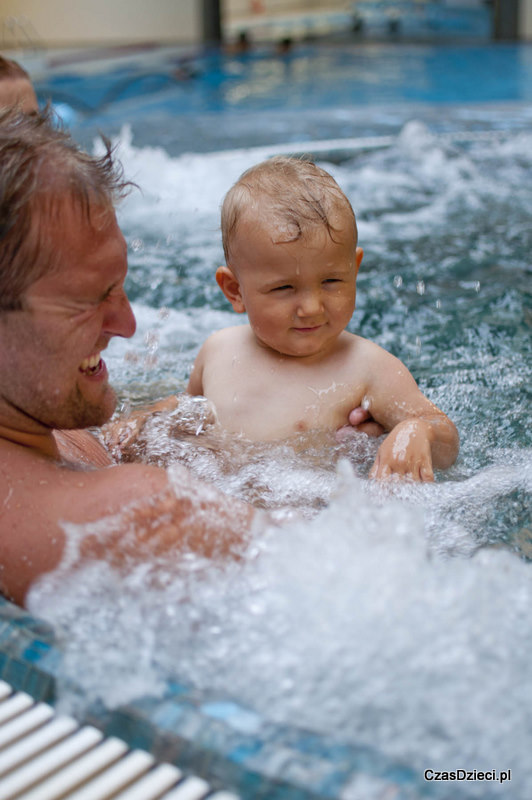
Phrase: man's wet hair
[
  {"left": 0, "top": 106, "right": 132, "bottom": 311},
  {"left": 221, "top": 155, "right": 357, "bottom": 262}
]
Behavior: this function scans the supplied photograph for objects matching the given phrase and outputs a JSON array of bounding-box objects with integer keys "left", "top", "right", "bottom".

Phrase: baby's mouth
[{"left": 79, "top": 353, "right": 102, "bottom": 375}]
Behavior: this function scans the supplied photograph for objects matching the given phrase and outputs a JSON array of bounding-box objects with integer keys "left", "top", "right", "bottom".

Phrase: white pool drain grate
[{"left": 0, "top": 680, "right": 239, "bottom": 800}]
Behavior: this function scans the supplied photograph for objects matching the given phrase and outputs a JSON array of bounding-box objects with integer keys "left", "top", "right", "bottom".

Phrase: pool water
[
  {"left": 37, "top": 41, "right": 532, "bottom": 154},
  {"left": 20, "top": 40, "right": 532, "bottom": 799}
]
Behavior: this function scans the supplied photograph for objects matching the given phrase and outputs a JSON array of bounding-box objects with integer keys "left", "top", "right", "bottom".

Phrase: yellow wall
[
  {"left": 522, "top": 0, "right": 532, "bottom": 39},
  {"left": 0, "top": 0, "right": 201, "bottom": 48},
  {"left": 222, "top": 0, "right": 351, "bottom": 41}
]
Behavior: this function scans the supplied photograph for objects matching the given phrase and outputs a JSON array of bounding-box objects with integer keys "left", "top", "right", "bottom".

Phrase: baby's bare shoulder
[
  {"left": 341, "top": 332, "right": 388, "bottom": 362},
  {"left": 338, "top": 334, "right": 406, "bottom": 388},
  {"left": 201, "top": 324, "right": 250, "bottom": 353},
  {"left": 346, "top": 333, "right": 400, "bottom": 362},
  {"left": 207, "top": 324, "right": 249, "bottom": 345}
]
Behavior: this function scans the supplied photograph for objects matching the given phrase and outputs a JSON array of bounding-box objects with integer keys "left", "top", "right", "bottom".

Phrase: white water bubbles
[{"left": 28, "top": 458, "right": 532, "bottom": 797}]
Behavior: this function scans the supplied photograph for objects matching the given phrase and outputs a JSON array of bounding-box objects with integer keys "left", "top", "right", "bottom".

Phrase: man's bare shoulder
[
  {"left": 0, "top": 440, "right": 173, "bottom": 604},
  {"left": 0, "top": 437, "right": 170, "bottom": 521}
]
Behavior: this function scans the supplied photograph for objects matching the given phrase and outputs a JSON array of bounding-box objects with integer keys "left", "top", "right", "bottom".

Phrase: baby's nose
[{"left": 296, "top": 290, "right": 323, "bottom": 317}]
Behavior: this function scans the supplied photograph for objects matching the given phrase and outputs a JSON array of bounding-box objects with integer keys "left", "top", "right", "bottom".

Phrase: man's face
[{"left": 0, "top": 200, "right": 136, "bottom": 433}]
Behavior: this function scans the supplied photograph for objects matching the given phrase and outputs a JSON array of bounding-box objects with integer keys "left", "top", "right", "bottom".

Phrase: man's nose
[{"left": 103, "top": 290, "right": 137, "bottom": 339}]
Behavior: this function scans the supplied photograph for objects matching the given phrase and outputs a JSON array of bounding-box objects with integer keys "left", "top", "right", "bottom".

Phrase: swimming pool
[{"left": 5, "top": 40, "right": 532, "bottom": 799}]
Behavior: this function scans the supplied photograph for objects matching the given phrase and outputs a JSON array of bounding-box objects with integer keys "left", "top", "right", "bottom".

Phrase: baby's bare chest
[{"left": 202, "top": 349, "right": 365, "bottom": 440}]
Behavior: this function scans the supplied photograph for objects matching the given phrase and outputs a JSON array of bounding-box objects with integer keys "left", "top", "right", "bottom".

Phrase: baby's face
[{"left": 229, "top": 215, "right": 362, "bottom": 359}]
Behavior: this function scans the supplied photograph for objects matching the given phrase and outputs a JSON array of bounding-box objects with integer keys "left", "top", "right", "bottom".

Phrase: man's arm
[
  {"left": 100, "top": 395, "right": 182, "bottom": 460},
  {"left": 0, "top": 457, "right": 255, "bottom": 607},
  {"left": 336, "top": 407, "right": 386, "bottom": 440}
]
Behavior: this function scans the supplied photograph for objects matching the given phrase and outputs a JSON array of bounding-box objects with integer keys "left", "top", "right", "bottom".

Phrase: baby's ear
[
  {"left": 354, "top": 247, "right": 364, "bottom": 276},
  {"left": 216, "top": 266, "right": 246, "bottom": 313}
]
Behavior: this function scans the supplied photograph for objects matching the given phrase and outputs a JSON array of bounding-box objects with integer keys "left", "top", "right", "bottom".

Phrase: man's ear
[{"left": 215, "top": 266, "right": 246, "bottom": 313}]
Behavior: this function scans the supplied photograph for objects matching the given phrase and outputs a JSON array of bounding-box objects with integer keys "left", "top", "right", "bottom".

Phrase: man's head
[
  {"left": 0, "top": 56, "right": 38, "bottom": 113},
  {"left": 0, "top": 108, "right": 136, "bottom": 432},
  {"left": 0, "top": 107, "right": 130, "bottom": 310},
  {"left": 217, "top": 156, "right": 363, "bottom": 359}
]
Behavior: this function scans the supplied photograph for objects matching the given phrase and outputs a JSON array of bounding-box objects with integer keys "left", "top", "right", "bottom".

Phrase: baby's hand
[{"left": 369, "top": 418, "right": 434, "bottom": 482}]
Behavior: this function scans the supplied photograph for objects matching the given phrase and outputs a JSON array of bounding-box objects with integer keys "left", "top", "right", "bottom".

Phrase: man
[
  {"left": 0, "top": 108, "right": 258, "bottom": 606},
  {"left": 0, "top": 56, "right": 38, "bottom": 112},
  {"left": 0, "top": 109, "right": 377, "bottom": 607}
]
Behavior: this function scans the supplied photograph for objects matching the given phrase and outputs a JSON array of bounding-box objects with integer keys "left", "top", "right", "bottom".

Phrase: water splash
[{"left": 28, "top": 457, "right": 532, "bottom": 797}]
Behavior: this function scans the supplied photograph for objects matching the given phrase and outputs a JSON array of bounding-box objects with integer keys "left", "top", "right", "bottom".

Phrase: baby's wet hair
[{"left": 221, "top": 155, "right": 357, "bottom": 262}]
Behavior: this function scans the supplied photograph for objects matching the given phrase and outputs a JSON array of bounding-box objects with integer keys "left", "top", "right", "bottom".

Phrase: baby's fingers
[
  {"left": 369, "top": 457, "right": 391, "bottom": 481},
  {"left": 419, "top": 463, "right": 434, "bottom": 482}
]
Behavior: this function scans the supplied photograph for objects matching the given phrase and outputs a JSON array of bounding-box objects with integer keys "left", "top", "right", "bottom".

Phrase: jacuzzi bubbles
[
  {"left": 30, "top": 458, "right": 532, "bottom": 797},
  {"left": 28, "top": 117, "right": 532, "bottom": 798}
]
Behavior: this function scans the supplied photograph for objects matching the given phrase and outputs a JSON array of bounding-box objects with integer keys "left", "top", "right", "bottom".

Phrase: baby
[{"left": 187, "top": 156, "right": 459, "bottom": 481}]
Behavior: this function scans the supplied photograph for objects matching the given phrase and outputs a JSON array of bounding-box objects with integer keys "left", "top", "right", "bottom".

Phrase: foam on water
[{"left": 29, "top": 458, "right": 532, "bottom": 797}]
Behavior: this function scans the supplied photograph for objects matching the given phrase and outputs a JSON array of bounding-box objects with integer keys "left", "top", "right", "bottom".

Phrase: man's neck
[{"left": 0, "top": 424, "right": 60, "bottom": 459}]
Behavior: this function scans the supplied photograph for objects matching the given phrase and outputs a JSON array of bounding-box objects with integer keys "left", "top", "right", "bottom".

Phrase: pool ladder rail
[{"left": 0, "top": 680, "right": 239, "bottom": 800}]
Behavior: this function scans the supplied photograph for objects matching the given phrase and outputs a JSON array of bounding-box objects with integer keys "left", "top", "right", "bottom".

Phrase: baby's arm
[
  {"left": 186, "top": 345, "right": 205, "bottom": 396},
  {"left": 363, "top": 347, "right": 459, "bottom": 481}
]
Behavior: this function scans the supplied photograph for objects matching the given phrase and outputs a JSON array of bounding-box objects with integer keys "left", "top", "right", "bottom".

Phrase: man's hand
[
  {"left": 102, "top": 393, "right": 218, "bottom": 461},
  {"left": 336, "top": 406, "right": 386, "bottom": 441}
]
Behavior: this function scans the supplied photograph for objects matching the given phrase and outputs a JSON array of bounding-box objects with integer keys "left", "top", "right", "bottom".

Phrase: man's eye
[
  {"left": 323, "top": 278, "right": 341, "bottom": 284},
  {"left": 271, "top": 285, "right": 292, "bottom": 292},
  {"left": 100, "top": 285, "right": 124, "bottom": 304}
]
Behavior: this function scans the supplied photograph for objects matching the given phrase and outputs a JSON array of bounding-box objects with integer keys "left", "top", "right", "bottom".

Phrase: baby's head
[
  {"left": 218, "top": 157, "right": 363, "bottom": 358},
  {"left": 221, "top": 155, "right": 357, "bottom": 264},
  {"left": 0, "top": 56, "right": 38, "bottom": 113}
]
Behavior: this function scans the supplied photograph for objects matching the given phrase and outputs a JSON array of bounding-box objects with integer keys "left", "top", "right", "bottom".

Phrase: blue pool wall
[{"left": 0, "top": 595, "right": 422, "bottom": 800}]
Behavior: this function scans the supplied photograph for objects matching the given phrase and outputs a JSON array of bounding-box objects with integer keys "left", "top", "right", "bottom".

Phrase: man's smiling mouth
[{"left": 79, "top": 353, "right": 103, "bottom": 375}]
